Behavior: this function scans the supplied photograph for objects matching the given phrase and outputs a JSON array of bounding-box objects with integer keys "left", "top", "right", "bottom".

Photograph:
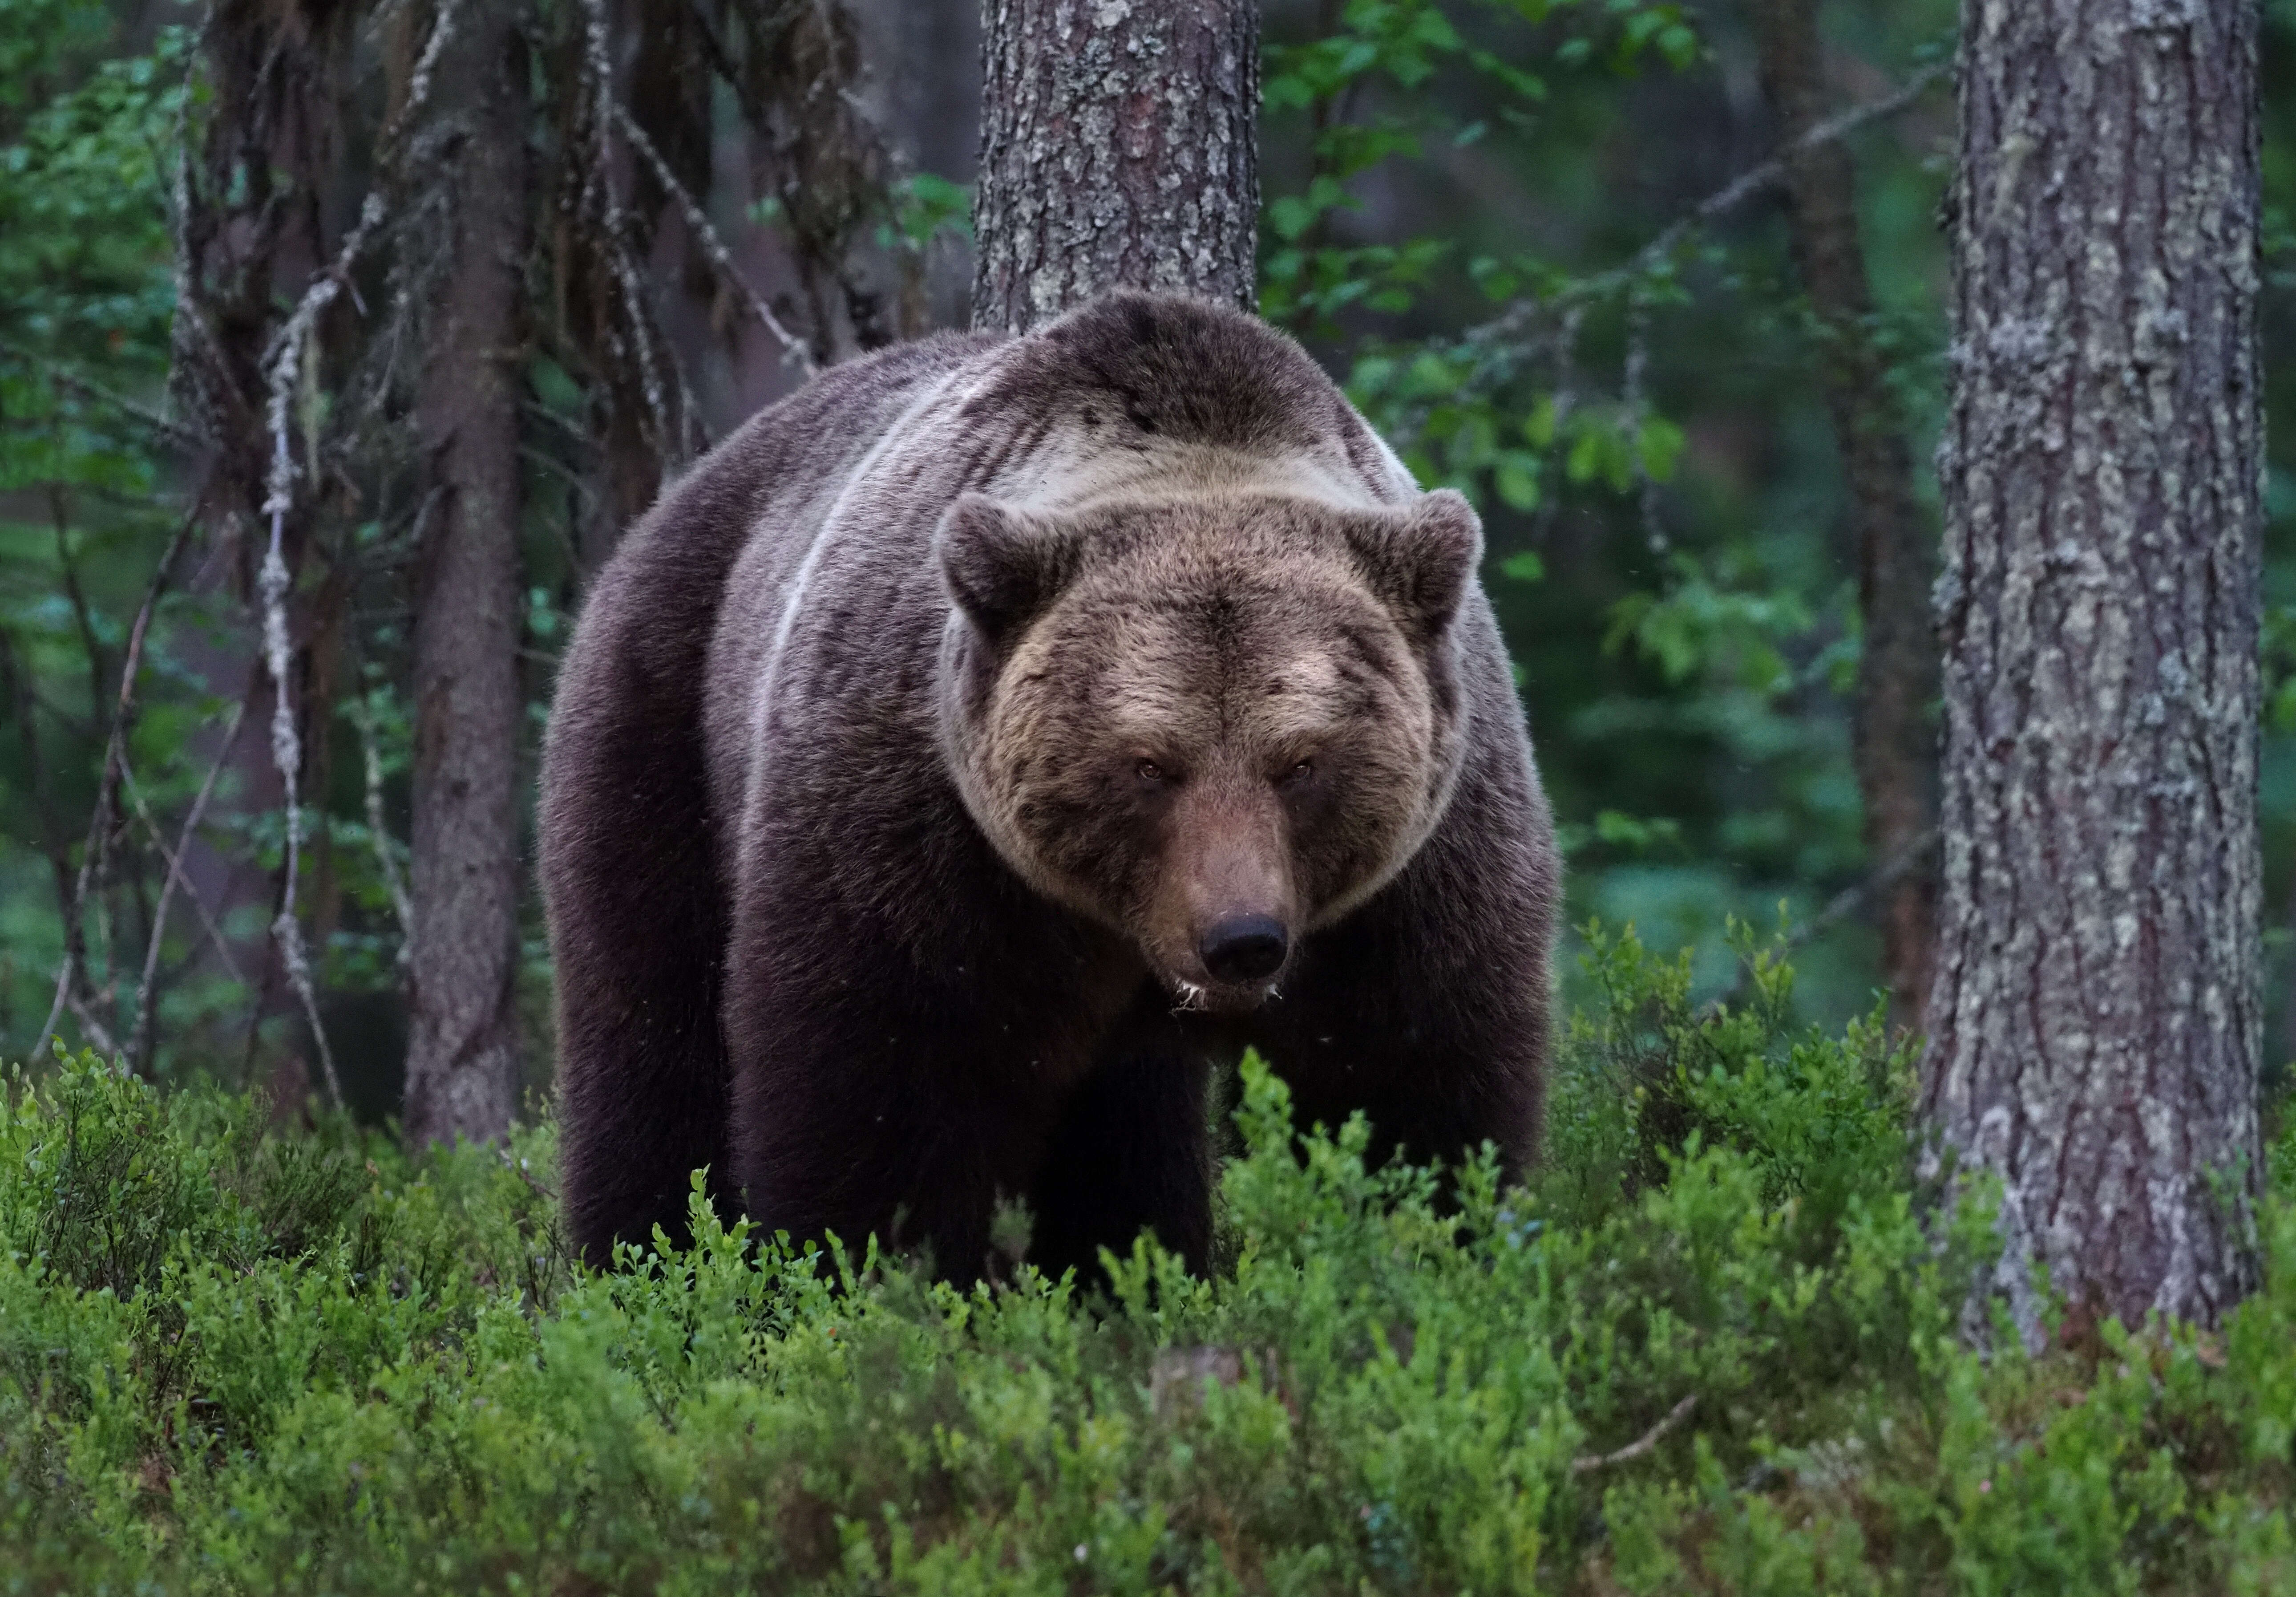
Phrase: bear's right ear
[
  {"left": 1343, "top": 487, "right": 1484, "bottom": 645},
  {"left": 937, "top": 495, "right": 1081, "bottom": 643}
]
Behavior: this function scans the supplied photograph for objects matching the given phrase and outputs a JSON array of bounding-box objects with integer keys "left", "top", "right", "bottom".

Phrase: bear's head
[{"left": 936, "top": 487, "right": 1482, "bottom": 1012}]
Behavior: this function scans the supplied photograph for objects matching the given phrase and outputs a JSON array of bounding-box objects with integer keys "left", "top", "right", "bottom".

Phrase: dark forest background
[{"left": 1, "top": 0, "right": 2290, "bottom": 1126}]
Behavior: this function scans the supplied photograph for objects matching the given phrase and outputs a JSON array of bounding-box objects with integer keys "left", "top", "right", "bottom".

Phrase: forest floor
[{"left": 3, "top": 933, "right": 2292, "bottom": 1594}]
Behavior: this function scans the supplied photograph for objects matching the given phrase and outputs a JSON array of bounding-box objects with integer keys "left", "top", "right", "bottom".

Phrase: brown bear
[{"left": 539, "top": 292, "right": 1559, "bottom": 1282}]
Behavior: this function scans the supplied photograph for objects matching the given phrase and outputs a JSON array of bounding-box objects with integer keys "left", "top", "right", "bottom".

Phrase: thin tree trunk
[
  {"left": 1751, "top": 0, "right": 1938, "bottom": 1038},
  {"left": 1925, "top": 0, "right": 2264, "bottom": 1335},
  {"left": 403, "top": 0, "right": 531, "bottom": 1146},
  {"left": 970, "top": 0, "right": 1258, "bottom": 332}
]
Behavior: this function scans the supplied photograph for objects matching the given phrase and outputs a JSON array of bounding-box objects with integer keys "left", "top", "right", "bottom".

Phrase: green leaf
[
  {"left": 1495, "top": 456, "right": 1543, "bottom": 513},
  {"left": 1638, "top": 415, "right": 1686, "bottom": 483}
]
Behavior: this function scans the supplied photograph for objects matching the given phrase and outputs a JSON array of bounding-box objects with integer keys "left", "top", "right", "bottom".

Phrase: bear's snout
[{"left": 1198, "top": 913, "right": 1289, "bottom": 984}]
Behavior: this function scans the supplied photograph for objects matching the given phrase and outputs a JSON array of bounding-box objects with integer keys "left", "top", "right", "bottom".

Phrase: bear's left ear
[
  {"left": 1345, "top": 488, "right": 1484, "bottom": 643},
  {"left": 937, "top": 494, "right": 1083, "bottom": 644}
]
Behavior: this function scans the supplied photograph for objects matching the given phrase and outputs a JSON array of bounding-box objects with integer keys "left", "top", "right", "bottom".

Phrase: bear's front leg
[
  {"left": 727, "top": 1032, "right": 1061, "bottom": 1284},
  {"left": 1249, "top": 782, "right": 1552, "bottom": 1191},
  {"left": 1026, "top": 986, "right": 1222, "bottom": 1284}
]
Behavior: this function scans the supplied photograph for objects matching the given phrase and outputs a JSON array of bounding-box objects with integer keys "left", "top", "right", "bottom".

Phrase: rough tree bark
[
  {"left": 402, "top": 0, "right": 531, "bottom": 1146},
  {"left": 1751, "top": 0, "right": 1938, "bottom": 1038},
  {"left": 971, "top": 0, "right": 1258, "bottom": 332},
  {"left": 1925, "top": 0, "right": 2264, "bottom": 1334}
]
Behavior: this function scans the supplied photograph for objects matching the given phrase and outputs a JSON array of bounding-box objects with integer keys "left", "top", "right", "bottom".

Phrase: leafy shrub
[{"left": 0, "top": 936, "right": 2291, "bottom": 1593}]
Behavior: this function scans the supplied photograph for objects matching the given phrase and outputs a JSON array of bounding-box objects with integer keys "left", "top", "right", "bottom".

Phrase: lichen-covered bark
[
  {"left": 970, "top": 0, "right": 1257, "bottom": 332},
  {"left": 1926, "top": 0, "right": 2264, "bottom": 1333},
  {"left": 403, "top": 0, "right": 530, "bottom": 1147},
  {"left": 1752, "top": 0, "right": 1939, "bottom": 1038}
]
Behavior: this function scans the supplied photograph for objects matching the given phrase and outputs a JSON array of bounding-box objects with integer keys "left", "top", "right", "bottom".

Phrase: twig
[
  {"left": 611, "top": 102, "right": 817, "bottom": 377},
  {"left": 682, "top": 0, "right": 772, "bottom": 129},
  {"left": 0, "top": 340, "right": 206, "bottom": 453},
  {"left": 1453, "top": 60, "right": 1949, "bottom": 385},
  {"left": 52, "top": 499, "right": 110, "bottom": 713},
  {"left": 1704, "top": 825, "right": 1942, "bottom": 1018},
  {"left": 1570, "top": 1394, "right": 1698, "bottom": 1475},
  {"left": 392, "top": 0, "right": 459, "bottom": 140},
  {"left": 0, "top": 624, "right": 73, "bottom": 912},
  {"left": 257, "top": 427, "right": 344, "bottom": 1113},
  {"left": 235, "top": 0, "right": 464, "bottom": 1105},
  {"left": 33, "top": 512, "right": 197, "bottom": 1065},
  {"left": 121, "top": 752, "right": 249, "bottom": 988},
  {"left": 127, "top": 701, "right": 251, "bottom": 1072},
  {"left": 62, "top": 987, "right": 122, "bottom": 1062},
  {"left": 498, "top": 1145, "right": 560, "bottom": 1203},
  {"left": 575, "top": 0, "right": 679, "bottom": 469},
  {"left": 348, "top": 692, "right": 415, "bottom": 967},
  {"left": 1620, "top": 295, "right": 1665, "bottom": 556}
]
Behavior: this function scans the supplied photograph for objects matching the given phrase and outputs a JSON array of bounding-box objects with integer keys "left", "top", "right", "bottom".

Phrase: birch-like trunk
[
  {"left": 1926, "top": 0, "right": 2264, "bottom": 1334},
  {"left": 403, "top": 0, "right": 530, "bottom": 1147},
  {"left": 970, "top": 0, "right": 1258, "bottom": 333},
  {"left": 1751, "top": 0, "right": 1938, "bottom": 1038}
]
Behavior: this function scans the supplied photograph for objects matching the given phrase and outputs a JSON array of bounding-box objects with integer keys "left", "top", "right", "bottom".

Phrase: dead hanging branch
[
  {"left": 257, "top": 431, "right": 344, "bottom": 1111},
  {"left": 1619, "top": 294, "right": 1665, "bottom": 556},
  {"left": 232, "top": 0, "right": 472, "bottom": 1109},
  {"left": 572, "top": 0, "right": 689, "bottom": 473},
  {"left": 348, "top": 691, "right": 414, "bottom": 968},
  {"left": 128, "top": 697, "right": 251, "bottom": 1073},
  {"left": 33, "top": 511, "right": 198, "bottom": 1066},
  {"left": 0, "top": 339, "right": 207, "bottom": 454},
  {"left": 721, "top": 0, "right": 915, "bottom": 356},
  {"left": 257, "top": 268, "right": 356, "bottom": 1111},
  {"left": 610, "top": 100, "right": 817, "bottom": 377},
  {"left": 1570, "top": 1394, "right": 1699, "bottom": 1475},
  {"left": 1702, "top": 825, "right": 1942, "bottom": 1020},
  {"left": 1449, "top": 58, "right": 1949, "bottom": 394}
]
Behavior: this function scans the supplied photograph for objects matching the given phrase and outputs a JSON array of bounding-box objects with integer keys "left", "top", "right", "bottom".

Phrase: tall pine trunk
[
  {"left": 970, "top": 0, "right": 1258, "bottom": 332},
  {"left": 1925, "top": 0, "right": 2264, "bottom": 1334},
  {"left": 1751, "top": 0, "right": 1938, "bottom": 1038},
  {"left": 403, "top": 0, "right": 531, "bottom": 1146}
]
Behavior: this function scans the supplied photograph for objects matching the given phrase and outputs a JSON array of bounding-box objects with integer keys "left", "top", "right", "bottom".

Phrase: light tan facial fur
[{"left": 938, "top": 487, "right": 1481, "bottom": 1012}]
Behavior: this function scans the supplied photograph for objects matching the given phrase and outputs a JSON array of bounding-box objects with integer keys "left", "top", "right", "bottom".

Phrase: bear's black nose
[{"left": 1200, "top": 915, "right": 1289, "bottom": 983}]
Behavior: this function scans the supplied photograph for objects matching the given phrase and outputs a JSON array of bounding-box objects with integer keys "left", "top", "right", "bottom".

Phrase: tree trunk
[
  {"left": 1750, "top": 0, "right": 1938, "bottom": 1038},
  {"left": 403, "top": 0, "right": 531, "bottom": 1147},
  {"left": 970, "top": 0, "right": 1258, "bottom": 332},
  {"left": 1925, "top": 0, "right": 2264, "bottom": 1334}
]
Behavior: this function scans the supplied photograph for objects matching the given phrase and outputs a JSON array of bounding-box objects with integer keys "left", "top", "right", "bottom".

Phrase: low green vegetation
[{"left": 4, "top": 936, "right": 2292, "bottom": 1594}]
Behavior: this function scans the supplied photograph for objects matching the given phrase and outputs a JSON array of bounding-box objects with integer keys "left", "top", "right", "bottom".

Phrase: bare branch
[
  {"left": 1620, "top": 297, "right": 1665, "bottom": 556},
  {"left": 1455, "top": 60, "right": 1949, "bottom": 381},
  {"left": 0, "top": 627, "right": 73, "bottom": 912},
  {"left": 33, "top": 511, "right": 197, "bottom": 1064},
  {"left": 348, "top": 692, "right": 415, "bottom": 966},
  {"left": 0, "top": 339, "right": 206, "bottom": 453},
  {"left": 62, "top": 985, "right": 121, "bottom": 1062},
  {"left": 257, "top": 428, "right": 344, "bottom": 1112},
  {"left": 1570, "top": 1394, "right": 1698, "bottom": 1476},
  {"left": 612, "top": 100, "right": 817, "bottom": 377},
  {"left": 233, "top": 0, "right": 467, "bottom": 1106},
  {"left": 574, "top": 0, "right": 681, "bottom": 468},
  {"left": 128, "top": 700, "right": 251, "bottom": 1073},
  {"left": 1704, "top": 826, "right": 1942, "bottom": 1019}
]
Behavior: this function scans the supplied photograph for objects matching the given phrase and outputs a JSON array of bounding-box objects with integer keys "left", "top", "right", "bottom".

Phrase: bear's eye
[
  {"left": 1136, "top": 758, "right": 1167, "bottom": 784},
  {"left": 1280, "top": 759, "right": 1314, "bottom": 787}
]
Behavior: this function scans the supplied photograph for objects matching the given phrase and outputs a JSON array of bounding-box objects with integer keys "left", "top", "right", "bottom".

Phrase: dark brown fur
[{"left": 540, "top": 294, "right": 1560, "bottom": 1281}]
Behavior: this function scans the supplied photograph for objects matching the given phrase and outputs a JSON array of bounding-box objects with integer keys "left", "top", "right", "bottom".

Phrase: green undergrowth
[{"left": 4, "top": 933, "right": 2294, "bottom": 1594}]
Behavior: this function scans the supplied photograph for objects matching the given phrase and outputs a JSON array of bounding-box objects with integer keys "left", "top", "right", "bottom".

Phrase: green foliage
[
  {"left": 4, "top": 941, "right": 2292, "bottom": 1590},
  {"left": 884, "top": 171, "right": 974, "bottom": 251}
]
